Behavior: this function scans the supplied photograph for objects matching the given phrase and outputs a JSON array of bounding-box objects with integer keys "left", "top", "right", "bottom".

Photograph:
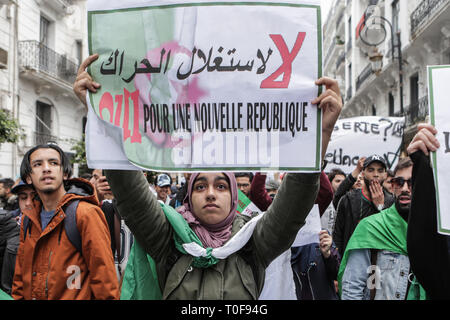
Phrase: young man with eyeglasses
[{"left": 338, "top": 157, "right": 426, "bottom": 300}]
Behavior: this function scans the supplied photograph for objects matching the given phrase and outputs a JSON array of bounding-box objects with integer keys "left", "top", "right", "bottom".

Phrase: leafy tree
[
  {"left": 70, "top": 135, "right": 90, "bottom": 176},
  {"left": 0, "top": 108, "right": 24, "bottom": 146}
]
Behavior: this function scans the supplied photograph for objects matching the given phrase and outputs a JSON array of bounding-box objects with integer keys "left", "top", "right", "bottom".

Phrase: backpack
[{"left": 22, "top": 200, "right": 82, "bottom": 254}]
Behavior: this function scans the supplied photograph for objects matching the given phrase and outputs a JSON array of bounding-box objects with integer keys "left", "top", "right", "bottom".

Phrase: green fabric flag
[
  {"left": 120, "top": 202, "right": 218, "bottom": 300},
  {"left": 119, "top": 240, "right": 162, "bottom": 300},
  {"left": 236, "top": 189, "right": 252, "bottom": 214},
  {"left": 0, "top": 289, "right": 13, "bottom": 300},
  {"left": 337, "top": 204, "right": 426, "bottom": 300}
]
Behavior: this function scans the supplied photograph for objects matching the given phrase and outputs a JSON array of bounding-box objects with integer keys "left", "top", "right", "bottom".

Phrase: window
[
  {"left": 76, "top": 40, "right": 83, "bottom": 66},
  {"left": 36, "top": 101, "right": 52, "bottom": 145},
  {"left": 82, "top": 116, "right": 87, "bottom": 140},
  {"left": 39, "top": 16, "right": 51, "bottom": 70},
  {"left": 348, "top": 63, "right": 352, "bottom": 85},
  {"left": 389, "top": 92, "right": 395, "bottom": 116},
  {"left": 347, "top": 17, "right": 352, "bottom": 51},
  {"left": 410, "top": 73, "right": 419, "bottom": 121},
  {"left": 40, "top": 16, "right": 50, "bottom": 46},
  {"left": 392, "top": 0, "right": 400, "bottom": 46},
  {"left": 347, "top": 63, "right": 353, "bottom": 100}
]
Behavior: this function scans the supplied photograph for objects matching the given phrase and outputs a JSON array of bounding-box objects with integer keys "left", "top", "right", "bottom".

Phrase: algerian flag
[
  {"left": 0, "top": 289, "right": 12, "bottom": 300},
  {"left": 120, "top": 202, "right": 297, "bottom": 300}
]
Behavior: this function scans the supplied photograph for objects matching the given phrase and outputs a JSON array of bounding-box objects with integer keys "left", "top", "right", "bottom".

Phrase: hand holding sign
[
  {"left": 74, "top": 54, "right": 101, "bottom": 108},
  {"left": 407, "top": 123, "right": 440, "bottom": 156},
  {"left": 312, "top": 77, "right": 343, "bottom": 160}
]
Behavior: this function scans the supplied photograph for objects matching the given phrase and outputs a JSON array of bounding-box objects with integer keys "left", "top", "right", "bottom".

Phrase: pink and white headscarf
[{"left": 176, "top": 172, "right": 238, "bottom": 248}]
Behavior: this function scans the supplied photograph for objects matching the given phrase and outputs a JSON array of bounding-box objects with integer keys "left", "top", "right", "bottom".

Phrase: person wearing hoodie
[{"left": 11, "top": 143, "right": 119, "bottom": 300}]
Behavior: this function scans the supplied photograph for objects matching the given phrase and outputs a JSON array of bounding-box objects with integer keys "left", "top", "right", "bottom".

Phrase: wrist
[
  {"left": 322, "top": 249, "right": 331, "bottom": 259},
  {"left": 351, "top": 169, "right": 360, "bottom": 179}
]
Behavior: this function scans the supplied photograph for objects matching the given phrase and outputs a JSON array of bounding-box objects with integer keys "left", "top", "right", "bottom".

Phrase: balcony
[
  {"left": 35, "top": 0, "right": 74, "bottom": 16},
  {"left": 411, "top": 0, "right": 450, "bottom": 37},
  {"left": 324, "top": 38, "right": 336, "bottom": 67},
  {"left": 346, "top": 36, "right": 353, "bottom": 53},
  {"left": 356, "top": 64, "right": 374, "bottom": 91},
  {"left": 407, "top": 96, "right": 429, "bottom": 126},
  {"left": 34, "top": 131, "right": 58, "bottom": 145},
  {"left": 346, "top": 85, "right": 353, "bottom": 101},
  {"left": 18, "top": 40, "right": 78, "bottom": 89},
  {"left": 336, "top": 51, "right": 346, "bottom": 71},
  {"left": 395, "top": 95, "right": 429, "bottom": 127}
]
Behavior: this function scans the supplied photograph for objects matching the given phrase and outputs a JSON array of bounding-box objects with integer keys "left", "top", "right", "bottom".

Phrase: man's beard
[
  {"left": 40, "top": 180, "right": 64, "bottom": 195},
  {"left": 395, "top": 191, "right": 411, "bottom": 221}
]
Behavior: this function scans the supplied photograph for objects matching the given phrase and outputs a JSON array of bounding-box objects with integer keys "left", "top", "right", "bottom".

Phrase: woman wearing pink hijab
[
  {"left": 176, "top": 172, "right": 239, "bottom": 249},
  {"left": 74, "top": 56, "right": 343, "bottom": 299}
]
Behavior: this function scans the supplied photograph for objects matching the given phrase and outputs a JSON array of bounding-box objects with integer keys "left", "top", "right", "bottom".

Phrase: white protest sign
[
  {"left": 292, "top": 204, "right": 321, "bottom": 247},
  {"left": 86, "top": 0, "right": 323, "bottom": 172},
  {"left": 428, "top": 65, "right": 450, "bottom": 235},
  {"left": 325, "top": 116, "right": 405, "bottom": 174}
]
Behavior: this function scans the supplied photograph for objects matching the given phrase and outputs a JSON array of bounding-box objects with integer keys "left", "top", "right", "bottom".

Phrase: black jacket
[
  {"left": 332, "top": 173, "right": 356, "bottom": 210},
  {"left": 407, "top": 151, "right": 450, "bottom": 300},
  {"left": 333, "top": 188, "right": 394, "bottom": 257},
  {"left": 291, "top": 243, "right": 340, "bottom": 300},
  {"left": 169, "top": 183, "right": 188, "bottom": 209}
]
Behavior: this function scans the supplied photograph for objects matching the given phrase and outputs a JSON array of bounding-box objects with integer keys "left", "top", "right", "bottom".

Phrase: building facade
[
  {"left": 0, "top": 0, "right": 88, "bottom": 179},
  {"left": 323, "top": 0, "right": 450, "bottom": 145}
]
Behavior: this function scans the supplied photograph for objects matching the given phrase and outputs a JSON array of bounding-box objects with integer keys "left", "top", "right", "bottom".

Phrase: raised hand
[
  {"left": 407, "top": 123, "right": 440, "bottom": 156},
  {"left": 73, "top": 54, "right": 101, "bottom": 108}
]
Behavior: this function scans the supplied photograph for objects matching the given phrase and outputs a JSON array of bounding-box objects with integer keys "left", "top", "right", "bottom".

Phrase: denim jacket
[{"left": 341, "top": 249, "right": 410, "bottom": 300}]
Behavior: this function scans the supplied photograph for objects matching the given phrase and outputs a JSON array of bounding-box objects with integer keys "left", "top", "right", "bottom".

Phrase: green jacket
[{"left": 105, "top": 170, "right": 319, "bottom": 300}]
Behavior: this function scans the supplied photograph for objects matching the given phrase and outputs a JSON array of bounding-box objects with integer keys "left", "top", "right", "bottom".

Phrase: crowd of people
[{"left": 0, "top": 54, "right": 448, "bottom": 301}]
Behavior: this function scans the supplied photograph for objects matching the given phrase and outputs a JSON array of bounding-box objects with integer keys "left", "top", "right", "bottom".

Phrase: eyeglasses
[{"left": 391, "top": 177, "right": 412, "bottom": 188}]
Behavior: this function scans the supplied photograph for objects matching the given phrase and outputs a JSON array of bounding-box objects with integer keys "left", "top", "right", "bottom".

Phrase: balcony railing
[
  {"left": 395, "top": 96, "right": 429, "bottom": 127},
  {"left": 346, "top": 85, "right": 353, "bottom": 101},
  {"left": 356, "top": 64, "right": 374, "bottom": 91},
  {"left": 324, "top": 38, "right": 337, "bottom": 66},
  {"left": 407, "top": 95, "right": 429, "bottom": 126},
  {"left": 35, "top": 131, "right": 58, "bottom": 145},
  {"left": 336, "top": 51, "right": 346, "bottom": 70},
  {"left": 411, "top": 0, "right": 449, "bottom": 37},
  {"left": 346, "top": 36, "right": 352, "bottom": 53},
  {"left": 18, "top": 40, "right": 78, "bottom": 85}
]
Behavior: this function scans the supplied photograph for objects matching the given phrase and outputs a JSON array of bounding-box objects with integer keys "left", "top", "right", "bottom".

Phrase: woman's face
[{"left": 191, "top": 173, "right": 232, "bottom": 225}]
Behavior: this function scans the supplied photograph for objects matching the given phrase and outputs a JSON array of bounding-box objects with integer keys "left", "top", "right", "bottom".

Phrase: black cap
[
  {"left": 363, "top": 155, "right": 387, "bottom": 169},
  {"left": 11, "top": 180, "right": 33, "bottom": 194}
]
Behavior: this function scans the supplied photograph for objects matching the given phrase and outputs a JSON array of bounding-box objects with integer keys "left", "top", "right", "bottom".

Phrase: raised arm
[
  {"left": 333, "top": 157, "right": 365, "bottom": 209},
  {"left": 74, "top": 56, "right": 174, "bottom": 262},
  {"left": 406, "top": 124, "right": 450, "bottom": 299},
  {"left": 249, "top": 173, "right": 272, "bottom": 212},
  {"left": 253, "top": 77, "right": 343, "bottom": 267},
  {"left": 252, "top": 172, "right": 320, "bottom": 267},
  {"left": 317, "top": 171, "right": 333, "bottom": 216}
]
